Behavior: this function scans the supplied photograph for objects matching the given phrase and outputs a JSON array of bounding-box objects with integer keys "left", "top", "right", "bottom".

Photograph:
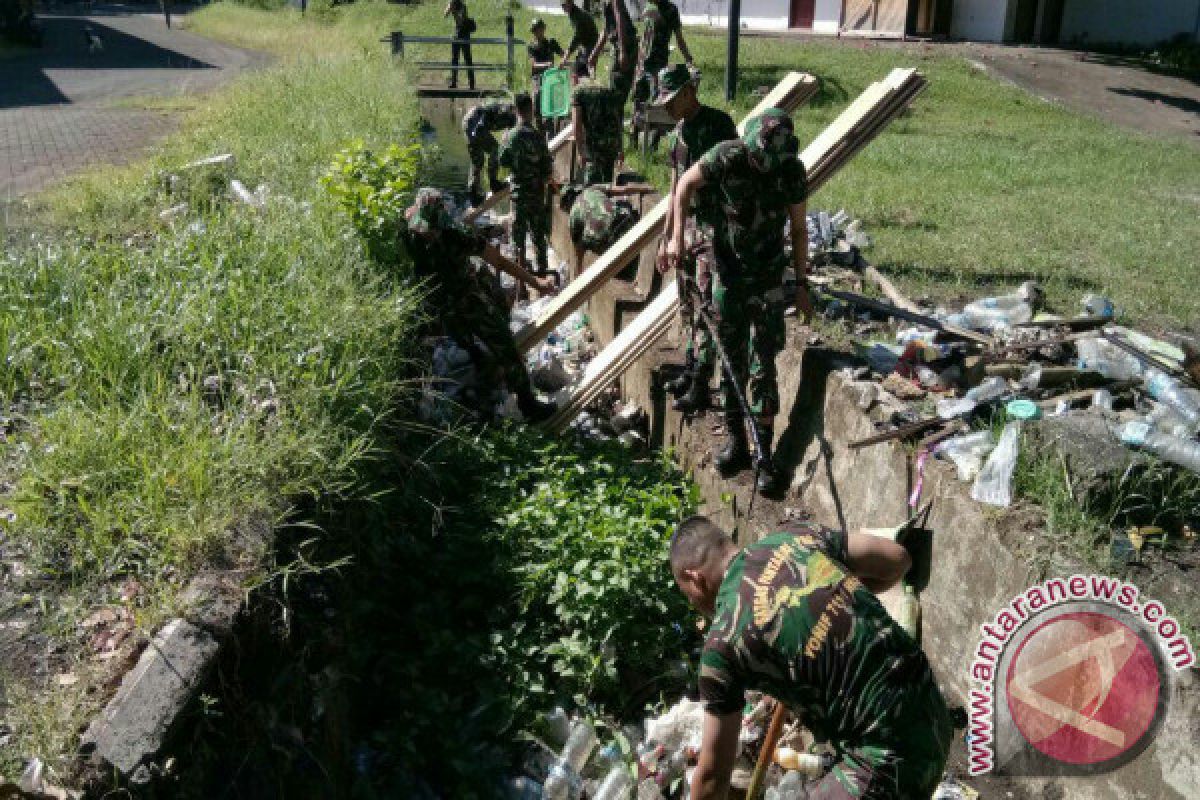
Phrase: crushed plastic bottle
[
  {"left": 1147, "top": 403, "right": 1195, "bottom": 439},
  {"left": 936, "top": 376, "right": 1008, "bottom": 419},
  {"left": 542, "top": 762, "right": 582, "bottom": 800},
  {"left": 971, "top": 422, "right": 1020, "bottom": 507},
  {"left": 562, "top": 719, "right": 598, "bottom": 773},
  {"left": 1142, "top": 368, "right": 1200, "bottom": 434},
  {"left": 1091, "top": 389, "right": 1115, "bottom": 411},
  {"left": 957, "top": 282, "right": 1040, "bottom": 331},
  {"left": 1119, "top": 420, "right": 1200, "bottom": 474}
]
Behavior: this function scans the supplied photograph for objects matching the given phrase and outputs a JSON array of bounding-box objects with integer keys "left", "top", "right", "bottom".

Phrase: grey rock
[
  {"left": 1025, "top": 412, "right": 1151, "bottom": 502},
  {"left": 82, "top": 618, "right": 219, "bottom": 775}
]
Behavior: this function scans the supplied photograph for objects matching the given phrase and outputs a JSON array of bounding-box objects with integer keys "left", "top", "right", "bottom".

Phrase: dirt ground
[{"left": 953, "top": 43, "right": 1200, "bottom": 143}]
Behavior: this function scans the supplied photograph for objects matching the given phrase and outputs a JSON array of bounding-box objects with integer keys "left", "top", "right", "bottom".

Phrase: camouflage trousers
[
  {"left": 710, "top": 271, "right": 787, "bottom": 424},
  {"left": 441, "top": 277, "right": 530, "bottom": 395},
  {"left": 678, "top": 223, "right": 717, "bottom": 381},
  {"left": 465, "top": 132, "right": 500, "bottom": 202},
  {"left": 581, "top": 149, "right": 619, "bottom": 185},
  {"left": 808, "top": 673, "right": 953, "bottom": 799},
  {"left": 610, "top": 62, "right": 635, "bottom": 106},
  {"left": 511, "top": 194, "right": 551, "bottom": 274}
]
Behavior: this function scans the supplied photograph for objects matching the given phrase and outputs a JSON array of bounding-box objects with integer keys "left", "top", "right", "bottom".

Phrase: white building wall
[
  {"left": 814, "top": 0, "right": 842, "bottom": 32},
  {"left": 1059, "top": 0, "right": 1198, "bottom": 45},
  {"left": 950, "top": 0, "right": 1010, "bottom": 41}
]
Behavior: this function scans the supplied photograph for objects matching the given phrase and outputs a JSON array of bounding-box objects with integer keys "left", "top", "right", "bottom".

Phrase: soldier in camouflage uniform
[
  {"left": 632, "top": 0, "right": 691, "bottom": 115},
  {"left": 462, "top": 101, "right": 516, "bottom": 206},
  {"left": 401, "top": 188, "right": 557, "bottom": 421},
  {"left": 670, "top": 515, "right": 954, "bottom": 800},
  {"left": 652, "top": 64, "right": 737, "bottom": 414},
  {"left": 560, "top": 181, "right": 647, "bottom": 279},
  {"left": 559, "top": 0, "right": 599, "bottom": 81},
  {"left": 572, "top": 80, "right": 625, "bottom": 185},
  {"left": 666, "top": 108, "right": 815, "bottom": 493},
  {"left": 498, "top": 92, "right": 555, "bottom": 280},
  {"left": 590, "top": 0, "right": 638, "bottom": 105}
]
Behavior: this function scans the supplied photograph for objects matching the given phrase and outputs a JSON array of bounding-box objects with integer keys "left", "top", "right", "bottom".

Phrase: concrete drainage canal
[{"left": 48, "top": 100, "right": 1200, "bottom": 799}]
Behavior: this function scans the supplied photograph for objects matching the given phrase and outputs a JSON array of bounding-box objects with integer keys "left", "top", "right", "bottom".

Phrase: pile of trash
[{"left": 503, "top": 694, "right": 981, "bottom": 799}]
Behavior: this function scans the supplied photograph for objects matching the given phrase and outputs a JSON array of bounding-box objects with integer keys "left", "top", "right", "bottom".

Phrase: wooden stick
[
  {"left": 821, "top": 287, "right": 993, "bottom": 346},
  {"left": 863, "top": 264, "right": 919, "bottom": 314},
  {"left": 849, "top": 415, "right": 945, "bottom": 449},
  {"left": 747, "top": 701, "right": 788, "bottom": 800}
]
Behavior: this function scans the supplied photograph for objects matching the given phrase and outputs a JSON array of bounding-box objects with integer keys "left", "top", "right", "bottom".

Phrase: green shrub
[{"left": 321, "top": 140, "right": 424, "bottom": 267}]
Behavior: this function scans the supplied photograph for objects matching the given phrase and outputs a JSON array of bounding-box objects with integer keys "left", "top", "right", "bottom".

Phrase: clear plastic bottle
[
  {"left": 1075, "top": 337, "right": 1143, "bottom": 381},
  {"left": 593, "top": 766, "right": 635, "bottom": 800},
  {"left": 895, "top": 583, "right": 921, "bottom": 640},
  {"left": 542, "top": 762, "right": 582, "bottom": 800},
  {"left": 1142, "top": 368, "right": 1200, "bottom": 433},
  {"left": 1147, "top": 403, "right": 1194, "bottom": 438},
  {"left": 562, "top": 719, "right": 599, "bottom": 773},
  {"left": 971, "top": 422, "right": 1020, "bottom": 507},
  {"left": 936, "top": 376, "right": 1008, "bottom": 419},
  {"left": 1119, "top": 420, "right": 1200, "bottom": 474},
  {"left": 1091, "top": 389, "right": 1115, "bottom": 411}
]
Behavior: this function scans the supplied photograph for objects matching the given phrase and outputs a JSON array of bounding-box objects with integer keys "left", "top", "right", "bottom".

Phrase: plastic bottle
[
  {"left": 542, "top": 762, "right": 582, "bottom": 800},
  {"left": 1091, "top": 389, "right": 1114, "bottom": 411},
  {"left": 1082, "top": 294, "right": 1115, "bottom": 319},
  {"left": 1119, "top": 420, "right": 1200, "bottom": 475},
  {"left": 971, "top": 422, "right": 1020, "bottom": 507},
  {"left": 1147, "top": 403, "right": 1194, "bottom": 438},
  {"left": 541, "top": 707, "right": 571, "bottom": 749},
  {"left": 935, "top": 430, "right": 996, "bottom": 481},
  {"left": 562, "top": 719, "right": 599, "bottom": 773},
  {"left": 1142, "top": 368, "right": 1200, "bottom": 433},
  {"left": 936, "top": 376, "right": 1008, "bottom": 419},
  {"left": 593, "top": 766, "right": 635, "bottom": 800},
  {"left": 1075, "top": 337, "right": 1143, "bottom": 382}
]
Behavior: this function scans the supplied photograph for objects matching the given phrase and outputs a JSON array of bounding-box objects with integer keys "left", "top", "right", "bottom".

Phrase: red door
[{"left": 789, "top": 0, "right": 815, "bottom": 29}]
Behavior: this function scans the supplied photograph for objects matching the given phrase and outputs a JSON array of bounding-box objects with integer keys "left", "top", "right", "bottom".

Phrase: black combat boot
[
  {"left": 716, "top": 419, "right": 751, "bottom": 475},
  {"left": 754, "top": 436, "right": 781, "bottom": 495},
  {"left": 517, "top": 390, "right": 556, "bottom": 423},
  {"left": 672, "top": 375, "right": 710, "bottom": 413}
]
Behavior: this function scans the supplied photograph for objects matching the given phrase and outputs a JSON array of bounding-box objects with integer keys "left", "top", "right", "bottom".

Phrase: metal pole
[
  {"left": 724, "top": 0, "right": 741, "bottom": 103},
  {"left": 506, "top": 14, "right": 515, "bottom": 88}
]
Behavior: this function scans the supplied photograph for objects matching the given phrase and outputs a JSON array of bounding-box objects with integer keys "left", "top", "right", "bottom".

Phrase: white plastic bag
[{"left": 971, "top": 422, "right": 1020, "bottom": 507}]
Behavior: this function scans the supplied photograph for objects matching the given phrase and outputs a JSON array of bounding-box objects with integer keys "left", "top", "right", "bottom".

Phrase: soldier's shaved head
[{"left": 670, "top": 515, "right": 729, "bottom": 571}]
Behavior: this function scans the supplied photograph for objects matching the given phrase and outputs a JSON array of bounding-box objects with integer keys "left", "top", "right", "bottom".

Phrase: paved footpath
[{"left": 1, "top": 4, "right": 262, "bottom": 198}]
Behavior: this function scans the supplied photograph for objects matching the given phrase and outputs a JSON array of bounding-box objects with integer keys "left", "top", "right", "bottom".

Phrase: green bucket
[{"left": 539, "top": 68, "right": 571, "bottom": 119}]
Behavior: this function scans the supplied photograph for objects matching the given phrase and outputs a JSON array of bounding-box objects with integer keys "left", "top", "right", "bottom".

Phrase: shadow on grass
[{"left": 875, "top": 261, "right": 1104, "bottom": 294}]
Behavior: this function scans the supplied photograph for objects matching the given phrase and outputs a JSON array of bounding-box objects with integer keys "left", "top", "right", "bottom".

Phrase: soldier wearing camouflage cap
[
  {"left": 665, "top": 108, "right": 815, "bottom": 494},
  {"left": 498, "top": 92, "right": 556, "bottom": 282},
  {"left": 560, "top": 179, "right": 654, "bottom": 279},
  {"left": 402, "top": 188, "right": 558, "bottom": 421},
  {"left": 462, "top": 100, "right": 517, "bottom": 206},
  {"left": 653, "top": 64, "right": 738, "bottom": 414}
]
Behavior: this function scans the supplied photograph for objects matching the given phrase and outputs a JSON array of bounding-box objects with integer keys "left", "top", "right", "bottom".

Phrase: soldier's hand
[
  {"left": 665, "top": 235, "right": 684, "bottom": 272},
  {"left": 655, "top": 241, "right": 671, "bottom": 274}
]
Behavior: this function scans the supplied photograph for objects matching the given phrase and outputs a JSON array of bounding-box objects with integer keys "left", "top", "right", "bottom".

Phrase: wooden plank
[
  {"left": 516, "top": 71, "right": 820, "bottom": 353},
  {"left": 542, "top": 69, "right": 929, "bottom": 429}
]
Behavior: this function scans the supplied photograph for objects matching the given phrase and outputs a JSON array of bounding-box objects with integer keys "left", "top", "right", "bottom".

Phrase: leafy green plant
[{"left": 321, "top": 140, "right": 424, "bottom": 267}]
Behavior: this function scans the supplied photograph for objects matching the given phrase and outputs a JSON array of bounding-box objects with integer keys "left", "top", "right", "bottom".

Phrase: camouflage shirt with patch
[
  {"left": 573, "top": 84, "right": 624, "bottom": 161},
  {"left": 498, "top": 123, "right": 553, "bottom": 203},
  {"left": 668, "top": 104, "right": 737, "bottom": 231},
  {"left": 700, "top": 526, "right": 942, "bottom": 755},
  {"left": 568, "top": 187, "right": 638, "bottom": 253},
  {"left": 698, "top": 138, "right": 806, "bottom": 274},
  {"left": 639, "top": 0, "right": 682, "bottom": 73}
]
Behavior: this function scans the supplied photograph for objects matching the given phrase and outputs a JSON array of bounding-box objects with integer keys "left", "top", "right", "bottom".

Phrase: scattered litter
[
  {"left": 971, "top": 422, "right": 1020, "bottom": 507},
  {"left": 158, "top": 202, "right": 189, "bottom": 222},
  {"left": 935, "top": 431, "right": 995, "bottom": 481},
  {"left": 1118, "top": 418, "right": 1200, "bottom": 474},
  {"left": 230, "top": 180, "right": 269, "bottom": 209}
]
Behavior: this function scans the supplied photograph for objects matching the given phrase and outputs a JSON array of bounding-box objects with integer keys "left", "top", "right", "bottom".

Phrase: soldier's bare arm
[
  {"left": 675, "top": 23, "right": 693, "bottom": 64},
  {"left": 666, "top": 162, "right": 706, "bottom": 269},
  {"left": 481, "top": 242, "right": 558, "bottom": 294},
  {"left": 690, "top": 709, "right": 741, "bottom": 800},
  {"left": 788, "top": 202, "right": 814, "bottom": 323},
  {"left": 844, "top": 531, "right": 912, "bottom": 594}
]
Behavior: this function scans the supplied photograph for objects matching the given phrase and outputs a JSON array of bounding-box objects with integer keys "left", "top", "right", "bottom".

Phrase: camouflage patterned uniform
[
  {"left": 668, "top": 102, "right": 737, "bottom": 387},
  {"left": 633, "top": 0, "right": 683, "bottom": 106},
  {"left": 401, "top": 189, "right": 531, "bottom": 396},
  {"left": 564, "top": 2, "right": 599, "bottom": 77},
  {"left": 567, "top": 186, "right": 640, "bottom": 255},
  {"left": 602, "top": 0, "right": 638, "bottom": 104},
  {"left": 462, "top": 102, "right": 517, "bottom": 202},
  {"left": 498, "top": 121, "right": 554, "bottom": 275},
  {"left": 573, "top": 83, "right": 624, "bottom": 185},
  {"left": 700, "top": 524, "right": 954, "bottom": 799},
  {"left": 697, "top": 110, "right": 805, "bottom": 425}
]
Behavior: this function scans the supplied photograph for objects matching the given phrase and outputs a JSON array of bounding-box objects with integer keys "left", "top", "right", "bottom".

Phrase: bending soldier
[
  {"left": 572, "top": 80, "right": 625, "bottom": 185},
  {"left": 666, "top": 109, "right": 815, "bottom": 493},
  {"left": 498, "top": 93, "right": 555, "bottom": 281},
  {"left": 402, "top": 188, "right": 557, "bottom": 422},
  {"left": 560, "top": 180, "right": 652, "bottom": 279},
  {"left": 653, "top": 64, "right": 737, "bottom": 414},
  {"left": 462, "top": 100, "right": 516, "bottom": 206}
]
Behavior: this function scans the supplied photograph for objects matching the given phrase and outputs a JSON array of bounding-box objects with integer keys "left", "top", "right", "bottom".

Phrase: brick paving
[{"left": 0, "top": 4, "right": 260, "bottom": 199}]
